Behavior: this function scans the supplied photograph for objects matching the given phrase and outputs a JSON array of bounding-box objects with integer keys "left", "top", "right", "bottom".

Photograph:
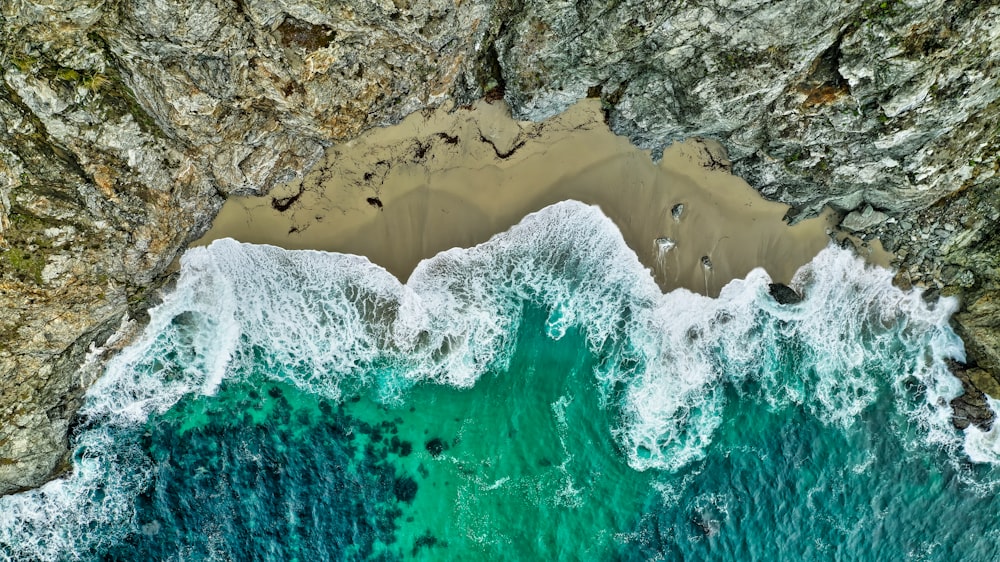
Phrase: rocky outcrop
[
  {"left": 497, "top": 0, "right": 999, "bottom": 215},
  {"left": 949, "top": 360, "right": 1000, "bottom": 431},
  {"left": 1, "top": 0, "right": 998, "bottom": 494},
  {"left": 768, "top": 283, "right": 803, "bottom": 305},
  {"left": 0, "top": 0, "right": 490, "bottom": 495},
  {"left": 490, "top": 0, "right": 1000, "bottom": 397}
]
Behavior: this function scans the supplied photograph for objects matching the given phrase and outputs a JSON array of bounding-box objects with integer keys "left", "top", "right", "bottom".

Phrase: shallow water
[{"left": 2, "top": 201, "right": 997, "bottom": 561}]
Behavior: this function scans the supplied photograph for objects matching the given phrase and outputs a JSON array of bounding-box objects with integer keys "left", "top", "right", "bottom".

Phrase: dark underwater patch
[{"left": 100, "top": 381, "right": 419, "bottom": 561}]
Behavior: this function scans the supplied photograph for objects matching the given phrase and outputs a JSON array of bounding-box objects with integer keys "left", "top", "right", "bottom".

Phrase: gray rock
[
  {"left": 948, "top": 360, "right": 998, "bottom": 432},
  {"left": 841, "top": 205, "right": 890, "bottom": 232}
]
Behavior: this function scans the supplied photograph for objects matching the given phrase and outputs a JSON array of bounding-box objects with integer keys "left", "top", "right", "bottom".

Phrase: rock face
[
  {"left": 0, "top": 0, "right": 491, "bottom": 496},
  {"left": 949, "top": 360, "right": 1000, "bottom": 431},
  {"left": 1, "top": 0, "right": 998, "bottom": 494},
  {"left": 841, "top": 205, "right": 889, "bottom": 232}
]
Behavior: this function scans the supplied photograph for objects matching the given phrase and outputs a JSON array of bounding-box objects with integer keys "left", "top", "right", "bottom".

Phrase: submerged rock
[
  {"left": 654, "top": 237, "right": 676, "bottom": 252},
  {"left": 671, "top": 204, "right": 685, "bottom": 221},
  {"left": 948, "top": 360, "right": 998, "bottom": 431},
  {"left": 425, "top": 438, "right": 447, "bottom": 458},
  {"left": 393, "top": 476, "right": 419, "bottom": 504}
]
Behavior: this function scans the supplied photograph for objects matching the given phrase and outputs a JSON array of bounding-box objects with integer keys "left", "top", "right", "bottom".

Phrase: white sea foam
[
  {"left": 0, "top": 429, "right": 149, "bottom": 561},
  {"left": 0, "top": 200, "right": 972, "bottom": 559},
  {"left": 616, "top": 243, "right": 966, "bottom": 470},
  {"left": 963, "top": 397, "right": 1000, "bottom": 464}
]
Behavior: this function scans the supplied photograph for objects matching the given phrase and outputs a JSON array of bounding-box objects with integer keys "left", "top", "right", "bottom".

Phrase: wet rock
[
  {"left": 948, "top": 360, "right": 998, "bottom": 431},
  {"left": 768, "top": 283, "right": 803, "bottom": 305},
  {"left": 955, "top": 293, "right": 1000, "bottom": 375}
]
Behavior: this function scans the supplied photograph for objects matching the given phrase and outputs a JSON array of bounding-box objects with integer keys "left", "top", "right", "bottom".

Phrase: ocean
[{"left": 3, "top": 201, "right": 998, "bottom": 561}]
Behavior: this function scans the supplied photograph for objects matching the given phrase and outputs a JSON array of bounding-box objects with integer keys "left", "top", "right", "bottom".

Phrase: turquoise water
[{"left": 2, "top": 201, "right": 999, "bottom": 561}]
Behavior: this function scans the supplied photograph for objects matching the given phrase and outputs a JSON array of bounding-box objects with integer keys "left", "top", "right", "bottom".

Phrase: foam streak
[{"left": 0, "top": 201, "right": 967, "bottom": 559}]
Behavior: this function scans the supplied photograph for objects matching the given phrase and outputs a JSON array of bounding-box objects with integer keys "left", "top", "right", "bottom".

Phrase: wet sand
[{"left": 194, "top": 99, "right": 837, "bottom": 296}]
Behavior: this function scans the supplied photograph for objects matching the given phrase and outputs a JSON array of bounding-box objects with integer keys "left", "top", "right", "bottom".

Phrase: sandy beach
[{"left": 195, "top": 99, "right": 839, "bottom": 296}]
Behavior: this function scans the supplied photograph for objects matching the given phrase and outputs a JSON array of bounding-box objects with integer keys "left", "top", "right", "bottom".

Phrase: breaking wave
[{"left": 0, "top": 200, "right": 971, "bottom": 560}]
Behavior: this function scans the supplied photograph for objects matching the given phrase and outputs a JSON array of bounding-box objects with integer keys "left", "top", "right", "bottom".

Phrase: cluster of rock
[
  {"left": 1, "top": 0, "right": 998, "bottom": 494},
  {"left": 949, "top": 360, "right": 1000, "bottom": 431}
]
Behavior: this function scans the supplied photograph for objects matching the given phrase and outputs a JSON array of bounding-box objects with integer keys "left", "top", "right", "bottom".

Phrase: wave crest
[{"left": 0, "top": 200, "right": 968, "bottom": 559}]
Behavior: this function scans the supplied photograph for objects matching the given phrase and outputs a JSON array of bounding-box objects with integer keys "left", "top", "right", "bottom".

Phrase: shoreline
[{"left": 195, "top": 100, "right": 840, "bottom": 297}]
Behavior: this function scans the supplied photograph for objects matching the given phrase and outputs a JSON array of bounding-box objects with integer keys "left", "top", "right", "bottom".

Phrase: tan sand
[
  {"left": 194, "top": 99, "right": 838, "bottom": 297},
  {"left": 836, "top": 234, "right": 894, "bottom": 269}
]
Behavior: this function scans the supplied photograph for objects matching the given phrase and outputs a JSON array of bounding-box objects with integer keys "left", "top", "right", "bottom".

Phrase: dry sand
[{"left": 195, "top": 99, "right": 840, "bottom": 296}]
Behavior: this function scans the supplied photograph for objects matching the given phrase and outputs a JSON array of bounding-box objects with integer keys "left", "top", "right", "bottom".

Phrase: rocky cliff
[{"left": 1, "top": 0, "right": 997, "bottom": 495}]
